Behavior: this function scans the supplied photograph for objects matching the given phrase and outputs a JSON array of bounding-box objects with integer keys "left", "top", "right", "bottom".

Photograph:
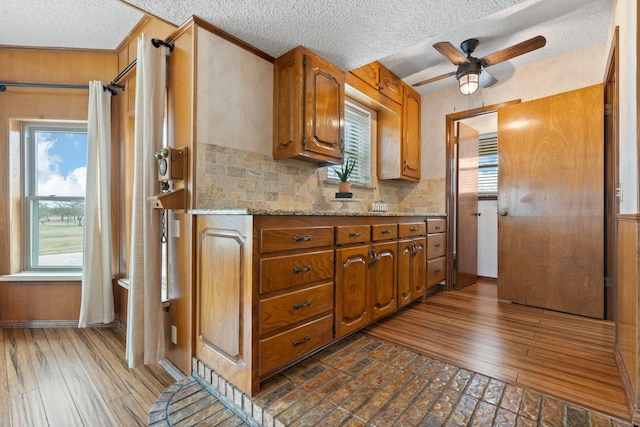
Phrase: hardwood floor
[
  {"left": 0, "top": 326, "right": 175, "bottom": 427},
  {"left": 364, "top": 280, "right": 631, "bottom": 422}
]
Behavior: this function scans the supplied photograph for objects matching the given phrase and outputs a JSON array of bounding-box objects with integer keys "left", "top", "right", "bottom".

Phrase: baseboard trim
[
  {"left": 0, "top": 320, "right": 121, "bottom": 328},
  {"left": 614, "top": 346, "right": 637, "bottom": 423},
  {"left": 160, "top": 357, "right": 187, "bottom": 382}
]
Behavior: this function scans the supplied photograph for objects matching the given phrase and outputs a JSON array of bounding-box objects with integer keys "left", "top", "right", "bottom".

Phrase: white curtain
[
  {"left": 79, "top": 81, "right": 114, "bottom": 327},
  {"left": 126, "top": 34, "right": 167, "bottom": 368}
]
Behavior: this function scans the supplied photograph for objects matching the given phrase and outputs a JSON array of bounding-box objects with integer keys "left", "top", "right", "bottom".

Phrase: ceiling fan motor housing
[
  {"left": 460, "top": 38, "right": 479, "bottom": 56},
  {"left": 456, "top": 59, "right": 482, "bottom": 81}
]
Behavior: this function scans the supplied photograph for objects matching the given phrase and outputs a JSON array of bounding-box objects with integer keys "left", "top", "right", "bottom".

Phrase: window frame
[
  {"left": 22, "top": 122, "right": 87, "bottom": 272},
  {"left": 328, "top": 99, "right": 375, "bottom": 187}
]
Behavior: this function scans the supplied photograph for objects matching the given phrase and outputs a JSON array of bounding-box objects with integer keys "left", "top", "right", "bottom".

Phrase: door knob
[{"left": 499, "top": 209, "right": 509, "bottom": 216}]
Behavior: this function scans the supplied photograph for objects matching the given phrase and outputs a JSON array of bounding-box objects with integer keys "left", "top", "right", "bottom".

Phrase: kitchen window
[
  {"left": 328, "top": 100, "right": 374, "bottom": 186},
  {"left": 23, "top": 122, "right": 87, "bottom": 271}
]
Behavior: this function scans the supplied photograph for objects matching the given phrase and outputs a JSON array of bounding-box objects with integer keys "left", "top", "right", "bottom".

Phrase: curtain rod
[
  {"left": 109, "top": 38, "right": 174, "bottom": 91},
  {"left": 0, "top": 38, "right": 174, "bottom": 95},
  {"left": 0, "top": 82, "right": 118, "bottom": 95}
]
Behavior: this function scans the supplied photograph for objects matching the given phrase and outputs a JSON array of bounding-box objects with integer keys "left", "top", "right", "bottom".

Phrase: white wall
[
  {"left": 421, "top": 43, "right": 606, "bottom": 180},
  {"left": 608, "top": 0, "right": 638, "bottom": 214},
  {"left": 478, "top": 200, "right": 498, "bottom": 278}
]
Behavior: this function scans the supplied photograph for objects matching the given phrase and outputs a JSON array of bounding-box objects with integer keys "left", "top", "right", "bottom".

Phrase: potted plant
[{"left": 333, "top": 158, "right": 356, "bottom": 193}]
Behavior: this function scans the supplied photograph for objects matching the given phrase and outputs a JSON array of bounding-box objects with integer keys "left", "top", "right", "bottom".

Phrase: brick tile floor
[{"left": 149, "top": 333, "right": 632, "bottom": 427}]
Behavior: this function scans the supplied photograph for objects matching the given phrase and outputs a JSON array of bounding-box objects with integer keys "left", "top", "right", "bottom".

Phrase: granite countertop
[{"left": 187, "top": 208, "right": 445, "bottom": 217}]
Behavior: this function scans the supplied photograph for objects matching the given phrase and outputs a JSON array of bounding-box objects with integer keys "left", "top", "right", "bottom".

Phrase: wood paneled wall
[
  {"left": 616, "top": 214, "right": 640, "bottom": 422},
  {"left": 0, "top": 48, "right": 116, "bottom": 321}
]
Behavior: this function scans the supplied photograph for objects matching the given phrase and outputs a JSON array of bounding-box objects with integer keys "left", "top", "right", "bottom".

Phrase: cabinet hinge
[
  {"left": 604, "top": 104, "right": 613, "bottom": 116},
  {"left": 604, "top": 276, "right": 613, "bottom": 288}
]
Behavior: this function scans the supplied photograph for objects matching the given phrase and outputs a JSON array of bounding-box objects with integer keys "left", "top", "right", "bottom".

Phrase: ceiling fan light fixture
[{"left": 458, "top": 72, "right": 479, "bottom": 95}]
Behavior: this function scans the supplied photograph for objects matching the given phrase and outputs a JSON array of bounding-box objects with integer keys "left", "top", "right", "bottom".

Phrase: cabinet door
[
  {"left": 304, "top": 53, "right": 345, "bottom": 161},
  {"left": 412, "top": 238, "right": 426, "bottom": 298},
  {"left": 402, "top": 85, "right": 421, "bottom": 180},
  {"left": 379, "top": 66, "right": 403, "bottom": 104},
  {"left": 370, "top": 242, "right": 397, "bottom": 320},
  {"left": 335, "top": 245, "right": 370, "bottom": 337},
  {"left": 397, "top": 240, "right": 414, "bottom": 307},
  {"left": 351, "top": 62, "right": 379, "bottom": 90}
]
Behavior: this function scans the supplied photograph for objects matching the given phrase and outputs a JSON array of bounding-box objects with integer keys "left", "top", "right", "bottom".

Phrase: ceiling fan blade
[
  {"left": 412, "top": 71, "right": 456, "bottom": 87},
  {"left": 480, "top": 35, "right": 546, "bottom": 67},
  {"left": 433, "top": 42, "right": 470, "bottom": 65},
  {"left": 480, "top": 69, "right": 498, "bottom": 88}
]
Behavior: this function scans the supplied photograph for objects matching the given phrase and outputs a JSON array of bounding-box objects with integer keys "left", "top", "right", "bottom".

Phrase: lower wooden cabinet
[
  {"left": 398, "top": 237, "right": 426, "bottom": 307},
  {"left": 193, "top": 214, "right": 445, "bottom": 397},
  {"left": 427, "top": 218, "right": 447, "bottom": 288},
  {"left": 335, "top": 241, "right": 397, "bottom": 338}
]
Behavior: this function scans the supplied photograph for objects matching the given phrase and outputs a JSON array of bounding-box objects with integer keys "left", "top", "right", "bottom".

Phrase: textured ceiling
[{"left": 2, "top": 0, "right": 612, "bottom": 94}]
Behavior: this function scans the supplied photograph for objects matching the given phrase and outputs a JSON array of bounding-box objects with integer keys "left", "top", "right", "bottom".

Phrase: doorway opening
[{"left": 445, "top": 101, "right": 520, "bottom": 291}]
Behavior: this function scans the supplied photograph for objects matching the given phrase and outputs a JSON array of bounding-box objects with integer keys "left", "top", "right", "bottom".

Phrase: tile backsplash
[{"left": 196, "top": 144, "right": 445, "bottom": 213}]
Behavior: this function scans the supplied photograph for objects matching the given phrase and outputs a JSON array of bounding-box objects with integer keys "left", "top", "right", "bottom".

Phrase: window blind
[
  {"left": 328, "top": 102, "right": 371, "bottom": 186},
  {"left": 478, "top": 133, "right": 498, "bottom": 196}
]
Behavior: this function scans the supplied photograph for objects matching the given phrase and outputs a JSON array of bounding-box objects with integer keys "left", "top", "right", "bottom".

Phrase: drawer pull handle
[
  {"left": 434, "top": 243, "right": 441, "bottom": 248},
  {"left": 293, "top": 235, "right": 312, "bottom": 242},
  {"left": 381, "top": 229, "right": 392, "bottom": 234},
  {"left": 434, "top": 268, "right": 441, "bottom": 273},
  {"left": 435, "top": 226, "right": 441, "bottom": 230},
  {"left": 293, "top": 265, "right": 312, "bottom": 274},
  {"left": 293, "top": 335, "right": 311, "bottom": 346},
  {"left": 349, "top": 231, "right": 362, "bottom": 237},
  {"left": 293, "top": 300, "right": 312, "bottom": 310},
  {"left": 410, "top": 226, "right": 418, "bottom": 232}
]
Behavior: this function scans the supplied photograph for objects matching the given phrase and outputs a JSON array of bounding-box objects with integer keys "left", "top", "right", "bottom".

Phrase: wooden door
[
  {"left": 497, "top": 84, "right": 604, "bottom": 318},
  {"left": 456, "top": 122, "right": 479, "bottom": 288},
  {"left": 411, "top": 237, "right": 426, "bottom": 297},
  {"left": 370, "top": 241, "right": 397, "bottom": 320},
  {"left": 304, "top": 53, "right": 344, "bottom": 161},
  {"left": 335, "top": 245, "right": 370, "bottom": 337}
]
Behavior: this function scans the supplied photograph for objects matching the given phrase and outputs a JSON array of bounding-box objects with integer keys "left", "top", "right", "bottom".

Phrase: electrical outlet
[
  {"left": 171, "top": 219, "right": 180, "bottom": 238},
  {"left": 171, "top": 325, "right": 177, "bottom": 345}
]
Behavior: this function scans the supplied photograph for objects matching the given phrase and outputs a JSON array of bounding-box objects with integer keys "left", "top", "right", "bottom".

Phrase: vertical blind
[
  {"left": 478, "top": 132, "right": 498, "bottom": 196},
  {"left": 328, "top": 102, "right": 371, "bottom": 186}
]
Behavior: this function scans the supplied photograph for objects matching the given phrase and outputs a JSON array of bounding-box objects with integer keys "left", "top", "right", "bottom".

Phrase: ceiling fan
[{"left": 413, "top": 35, "right": 546, "bottom": 95}]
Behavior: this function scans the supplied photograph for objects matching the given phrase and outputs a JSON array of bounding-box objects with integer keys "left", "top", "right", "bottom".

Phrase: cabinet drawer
[
  {"left": 372, "top": 224, "right": 397, "bottom": 241},
  {"left": 398, "top": 222, "right": 426, "bottom": 238},
  {"left": 260, "top": 314, "right": 333, "bottom": 376},
  {"left": 335, "top": 225, "right": 370, "bottom": 245},
  {"left": 260, "top": 227, "right": 334, "bottom": 253},
  {"left": 427, "top": 256, "right": 446, "bottom": 285},
  {"left": 259, "top": 282, "right": 334, "bottom": 335},
  {"left": 427, "top": 233, "right": 446, "bottom": 259},
  {"left": 260, "top": 250, "right": 334, "bottom": 293},
  {"left": 426, "top": 218, "right": 446, "bottom": 234}
]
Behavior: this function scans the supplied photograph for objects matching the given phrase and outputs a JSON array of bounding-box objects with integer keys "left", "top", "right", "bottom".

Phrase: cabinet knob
[
  {"left": 293, "top": 335, "right": 311, "bottom": 346},
  {"left": 434, "top": 243, "right": 441, "bottom": 248},
  {"left": 410, "top": 226, "right": 418, "bottom": 232},
  {"left": 435, "top": 226, "right": 441, "bottom": 230},
  {"left": 381, "top": 229, "right": 392, "bottom": 234},
  {"left": 349, "top": 231, "right": 362, "bottom": 237},
  {"left": 293, "top": 235, "right": 312, "bottom": 242}
]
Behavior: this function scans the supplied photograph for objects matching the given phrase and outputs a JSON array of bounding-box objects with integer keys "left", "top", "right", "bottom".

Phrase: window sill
[{"left": 0, "top": 271, "right": 82, "bottom": 282}]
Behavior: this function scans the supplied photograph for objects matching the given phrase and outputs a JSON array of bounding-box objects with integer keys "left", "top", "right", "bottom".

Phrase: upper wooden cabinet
[
  {"left": 273, "top": 46, "right": 345, "bottom": 164},
  {"left": 401, "top": 83, "right": 421, "bottom": 180},
  {"left": 351, "top": 61, "right": 403, "bottom": 104}
]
